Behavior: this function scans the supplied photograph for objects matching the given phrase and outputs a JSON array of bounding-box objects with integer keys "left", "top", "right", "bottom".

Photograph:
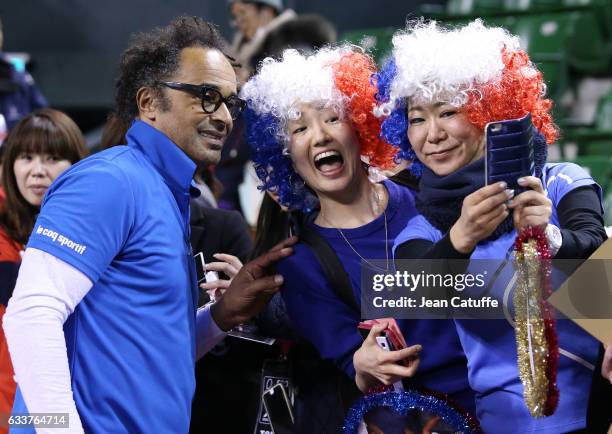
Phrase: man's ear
[{"left": 136, "top": 87, "right": 158, "bottom": 121}]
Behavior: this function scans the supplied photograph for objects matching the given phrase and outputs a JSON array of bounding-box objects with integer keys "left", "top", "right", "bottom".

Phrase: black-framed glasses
[{"left": 161, "top": 81, "right": 246, "bottom": 120}]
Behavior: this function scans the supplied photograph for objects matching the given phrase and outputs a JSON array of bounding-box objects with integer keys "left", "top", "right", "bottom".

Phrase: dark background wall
[{"left": 0, "top": 0, "right": 441, "bottom": 132}]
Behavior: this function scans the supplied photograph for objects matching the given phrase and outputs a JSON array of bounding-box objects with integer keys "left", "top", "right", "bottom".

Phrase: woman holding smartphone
[
  {"left": 241, "top": 46, "right": 475, "bottom": 419},
  {"left": 380, "top": 20, "right": 607, "bottom": 433}
]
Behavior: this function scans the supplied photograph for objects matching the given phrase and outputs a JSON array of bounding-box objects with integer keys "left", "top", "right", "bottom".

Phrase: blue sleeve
[
  {"left": 392, "top": 214, "right": 443, "bottom": 258},
  {"left": 278, "top": 246, "right": 362, "bottom": 378},
  {"left": 27, "top": 161, "right": 134, "bottom": 283},
  {"left": 545, "top": 163, "right": 602, "bottom": 210}
]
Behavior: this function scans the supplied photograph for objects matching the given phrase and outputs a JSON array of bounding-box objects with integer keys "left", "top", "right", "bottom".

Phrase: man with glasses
[{"left": 3, "top": 16, "right": 294, "bottom": 434}]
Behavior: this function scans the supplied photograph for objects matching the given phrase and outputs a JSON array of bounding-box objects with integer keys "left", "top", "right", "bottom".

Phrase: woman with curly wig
[
  {"left": 380, "top": 20, "right": 607, "bottom": 433},
  {"left": 241, "top": 46, "right": 475, "bottom": 418}
]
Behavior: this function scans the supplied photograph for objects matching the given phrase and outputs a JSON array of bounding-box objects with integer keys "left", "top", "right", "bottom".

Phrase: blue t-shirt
[
  {"left": 393, "top": 163, "right": 602, "bottom": 433},
  {"left": 12, "top": 121, "right": 199, "bottom": 433},
  {"left": 278, "top": 180, "right": 475, "bottom": 413}
]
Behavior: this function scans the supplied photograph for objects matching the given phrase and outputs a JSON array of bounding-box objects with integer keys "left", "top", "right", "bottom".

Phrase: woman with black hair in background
[{"left": 0, "top": 109, "right": 87, "bottom": 430}]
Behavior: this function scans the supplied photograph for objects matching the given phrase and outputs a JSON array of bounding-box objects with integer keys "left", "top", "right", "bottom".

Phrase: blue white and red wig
[
  {"left": 374, "top": 19, "right": 559, "bottom": 176},
  {"left": 241, "top": 47, "right": 398, "bottom": 212}
]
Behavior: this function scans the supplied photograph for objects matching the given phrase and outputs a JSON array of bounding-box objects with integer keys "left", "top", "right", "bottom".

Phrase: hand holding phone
[
  {"left": 194, "top": 252, "right": 219, "bottom": 285},
  {"left": 358, "top": 318, "right": 408, "bottom": 357},
  {"left": 197, "top": 252, "right": 243, "bottom": 302},
  {"left": 354, "top": 320, "right": 422, "bottom": 393},
  {"left": 195, "top": 252, "right": 218, "bottom": 304}
]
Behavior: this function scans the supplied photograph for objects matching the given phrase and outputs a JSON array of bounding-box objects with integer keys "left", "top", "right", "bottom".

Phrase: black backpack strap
[
  {"left": 288, "top": 172, "right": 417, "bottom": 317},
  {"left": 297, "top": 221, "right": 360, "bottom": 315},
  {"left": 389, "top": 169, "right": 419, "bottom": 190}
]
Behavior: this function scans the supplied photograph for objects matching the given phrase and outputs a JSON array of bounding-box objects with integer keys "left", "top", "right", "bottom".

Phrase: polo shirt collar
[{"left": 126, "top": 120, "right": 197, "bottom": 195}]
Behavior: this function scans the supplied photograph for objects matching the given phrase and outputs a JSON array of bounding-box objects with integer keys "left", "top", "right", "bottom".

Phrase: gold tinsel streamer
[{"left": 513, "top": 240, "right": 550, "bottom": 418}]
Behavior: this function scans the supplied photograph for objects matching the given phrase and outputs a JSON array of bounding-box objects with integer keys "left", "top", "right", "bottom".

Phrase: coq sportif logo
[{"left": 36, "top": 225, "right": 87, "bottom": 255}]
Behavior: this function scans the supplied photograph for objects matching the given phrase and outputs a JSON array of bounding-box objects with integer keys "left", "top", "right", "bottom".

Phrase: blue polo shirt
[{"left": 13, "top": 120, "right": 199, "bottom": 433}]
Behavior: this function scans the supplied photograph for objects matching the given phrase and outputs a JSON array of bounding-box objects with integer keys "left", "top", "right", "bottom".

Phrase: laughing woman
[
  {"left": 241, "top": 46, "right": 475, "bottom": 417},
  {"left": 379, "top": 20, "right": 607, "bottom": 433}
]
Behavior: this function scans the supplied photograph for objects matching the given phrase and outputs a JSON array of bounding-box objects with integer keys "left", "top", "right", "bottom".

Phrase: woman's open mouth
[{"left": 313, "top": 150, "right": 344, "bottom": 175}]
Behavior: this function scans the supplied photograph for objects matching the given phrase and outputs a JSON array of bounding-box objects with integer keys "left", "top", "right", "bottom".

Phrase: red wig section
[
  {"left": 464, "top": 48, "right": 559, "bottom": 144},
  {"left": 332, "top": 51, "right": 397, "bottom": 169}
]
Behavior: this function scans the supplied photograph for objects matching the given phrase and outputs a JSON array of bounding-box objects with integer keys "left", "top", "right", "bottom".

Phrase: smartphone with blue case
[{"left": 485, "top": 113, "right": 535, "bottom": 192}]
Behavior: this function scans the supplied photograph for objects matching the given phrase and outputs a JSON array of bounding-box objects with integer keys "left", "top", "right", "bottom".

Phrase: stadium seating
[{"left": 567, "top": 90, "right": 612, "bottom": 156}]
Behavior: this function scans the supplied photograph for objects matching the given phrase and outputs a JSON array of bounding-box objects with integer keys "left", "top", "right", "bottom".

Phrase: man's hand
[{"left": 210, "top": 236, "right": 297, "bottom": 331}]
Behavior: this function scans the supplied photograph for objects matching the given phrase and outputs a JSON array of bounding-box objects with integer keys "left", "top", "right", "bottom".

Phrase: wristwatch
[{"left": 545, "top": 224, "right": 562, "bottom": 257}]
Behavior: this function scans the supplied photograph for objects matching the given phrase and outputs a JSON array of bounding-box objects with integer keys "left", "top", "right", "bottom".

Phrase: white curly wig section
[
  {"left": 241, "top": 48, "right": 347, "bottom": 117},
  {"left": 240, "top": 48, "right": 351, "bottom": 143},
  {"left": 387, "top": 19, "right": 520, "bottom": 110}
]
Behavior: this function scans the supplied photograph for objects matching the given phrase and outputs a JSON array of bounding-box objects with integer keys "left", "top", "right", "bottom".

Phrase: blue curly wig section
[
  {"left": 373, "top": 57, "right": 396, "bottom": 104},
  {"left": 243, "top": 105, "right": 319, "bottom": 213},
  {"left": 374, "top": 58, "right": 423, "bottom": 176}
]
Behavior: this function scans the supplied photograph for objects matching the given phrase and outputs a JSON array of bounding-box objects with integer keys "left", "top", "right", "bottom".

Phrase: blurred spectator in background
[
  {"left": 249, "top": 13, "right": 337, "bottom": 71},
  {"left": 0, "top": 16, "right": 48, "bottom": 135},
  {"left": 218, "top": 1, "right": 336, "bottom": 217},
  {"left": 228, "top": 0, "right": 337, "bottom": 83},
  {"left": 0, "top": 108, "right": 87, "bottom": 434},
  {"left": 98, "top": 112, "right": 129, "bottom": 151},
  {"left": 192, "top": 165, "right": 222, "bottom": 208},
  {"left": 228, "top": 0, "right": 296, "bottom": 84}
]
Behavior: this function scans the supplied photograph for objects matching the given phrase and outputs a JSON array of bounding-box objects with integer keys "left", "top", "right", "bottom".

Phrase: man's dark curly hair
[{"left": 115, "top": 16, "right": 227, "bottom": 123}]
